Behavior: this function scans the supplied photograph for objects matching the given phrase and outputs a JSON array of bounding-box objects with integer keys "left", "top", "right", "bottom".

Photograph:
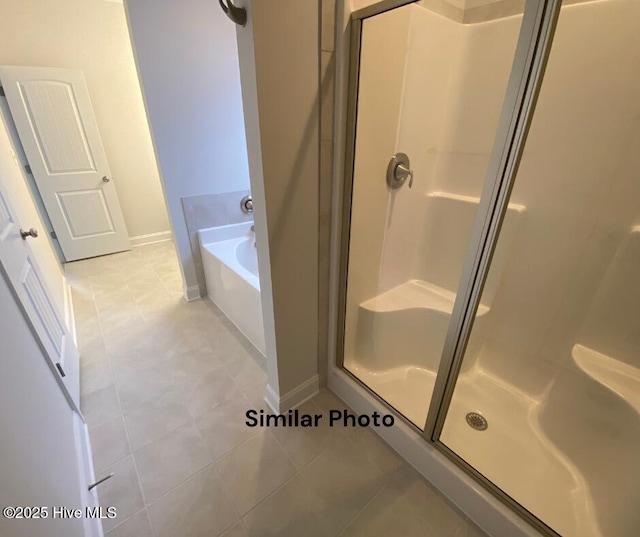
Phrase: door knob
[
  {"left": 102, "top": 176, "right": 110, "bottom": 182},
  {"left": 20, "top": 228, "right": 38, "bottom": 240}
]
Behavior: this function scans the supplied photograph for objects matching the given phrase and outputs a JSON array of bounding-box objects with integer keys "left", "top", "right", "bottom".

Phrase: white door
[
  {"left": 0, "top": 169, "right": 80, "bottom": 410},
  {"left": 0, "top": 275, "right": 88, "bottom": 537},
  {"left": 0, "top": 66, "right": 130, "bottom": 261}
]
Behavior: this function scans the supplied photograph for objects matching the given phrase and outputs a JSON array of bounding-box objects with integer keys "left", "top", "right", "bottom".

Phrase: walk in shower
[{"left": 336, "top": 0, "right": 640, "bottom": 535}]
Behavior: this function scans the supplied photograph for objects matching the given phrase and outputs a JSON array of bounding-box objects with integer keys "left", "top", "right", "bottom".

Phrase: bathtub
[{"left": 199, "top": 222, "right": 265, "bottom": 356}]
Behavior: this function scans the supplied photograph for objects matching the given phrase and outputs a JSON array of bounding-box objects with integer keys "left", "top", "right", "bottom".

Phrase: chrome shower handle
[
  {"left": 395, "top": 163, "right": 414, "bottom": 189},
  {"left": 386, "top": 153, "right": 414, "bottom": 190}
]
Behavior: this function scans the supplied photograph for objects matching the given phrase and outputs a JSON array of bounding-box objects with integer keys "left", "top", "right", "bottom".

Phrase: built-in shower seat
[{"left": 354, "top": 279, "right": 488, "bottom": 372}]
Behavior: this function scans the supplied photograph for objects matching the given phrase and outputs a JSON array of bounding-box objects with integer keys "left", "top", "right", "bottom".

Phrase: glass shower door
[
  {"left": 342, "top": 2, "right": 523, "bottom": 428},
  {"left": 437, "top": 0, "right": 640, "bottom": 535}
]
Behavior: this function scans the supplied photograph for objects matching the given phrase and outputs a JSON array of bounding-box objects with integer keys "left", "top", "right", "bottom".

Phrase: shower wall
[
  {"left": 346, "top": 4, "right": 521, "bottom": 366},
  {"left": 344, "top": 7, "right": 411, "bottom": 356},
  {"left": 473, "top": 0, "right": 640, "bottom": 395},
  {"left": 344, "top": 1, "right": 640, "bottom": 533},
  {"left": 348, "top": 0, "right": 640, "bottom": 396},
  {"left": 378, "top": 8, "right": 522, "bottom": 294},
  {"left": 445, "top": 2, "right": 640, "bottom": 534}
]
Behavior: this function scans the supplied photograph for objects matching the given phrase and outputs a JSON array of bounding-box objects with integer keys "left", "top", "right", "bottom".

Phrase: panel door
[
  {"left": 0, "top": 66, "right": 130, "bottom": 261},
  {"left": 0, "top": 164, "right": 79, "bottom": 410}
]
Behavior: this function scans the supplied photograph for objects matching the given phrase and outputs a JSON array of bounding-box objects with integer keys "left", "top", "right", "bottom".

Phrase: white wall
[
  {"left": 0, "top": 0, "right": 170, "bottom": 242},
  {"left": 125, "top": 0, "right": 250, "bottom": 298}
]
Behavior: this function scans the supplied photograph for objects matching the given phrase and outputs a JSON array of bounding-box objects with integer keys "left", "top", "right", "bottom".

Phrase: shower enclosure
[{"left": 336, "top": 0, "right": 640, "bottom": 535}]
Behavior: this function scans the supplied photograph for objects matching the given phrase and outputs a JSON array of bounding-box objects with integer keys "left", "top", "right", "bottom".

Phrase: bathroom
[
  {"left": 0, "top": 0, "right": 638, "bottom": 536},
  {"left": 196, "top": 0, "right": 640, "bottom": 534}
]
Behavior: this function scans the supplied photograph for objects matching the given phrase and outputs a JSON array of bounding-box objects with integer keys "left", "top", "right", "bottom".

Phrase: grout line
[
  {"left": 210, "top": 428, "right": 299, "bottom": 523},
  {"left": 75, "top": 244, "right": 286, "bottom": 536},
  {"left": 264, "top": 424, "right": 298, "bottom": 469},
  {"left": 210, "top": 463, "right": 244, "bottom": 531},
  {"left": 335, "top": 482, "right": 388, "bottom": 537},
  {"left": 238, "top": 470, "right": 300, "bottom": 523},
  {"left": 75, "top": 274, "right": 149, "bottom": 535},
  {"left": 103, "top": 506, "right": 148, "bottom": 536}
]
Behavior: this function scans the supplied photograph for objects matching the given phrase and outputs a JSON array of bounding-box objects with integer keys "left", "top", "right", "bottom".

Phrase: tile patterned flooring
[{"left": 66, "top": 241, "right": 486, "bottom": 537}]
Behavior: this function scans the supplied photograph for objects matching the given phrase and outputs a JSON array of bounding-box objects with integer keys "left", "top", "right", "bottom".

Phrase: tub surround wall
[
  {"left": 182, "top": 190, "right": 253, "bottom": 297},
  {"left": 125, "top": 0, "right": 250, "bottom": 301}
]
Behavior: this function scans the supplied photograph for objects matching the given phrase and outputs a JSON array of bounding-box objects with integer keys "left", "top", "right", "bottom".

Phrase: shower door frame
[{"left": 334, "top": 0, "right": 563, "bottom": 534}]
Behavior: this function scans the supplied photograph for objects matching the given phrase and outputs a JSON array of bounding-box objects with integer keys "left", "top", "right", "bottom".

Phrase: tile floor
[{"left": 66, "top": 241, "right": 486, "bottom": 537}]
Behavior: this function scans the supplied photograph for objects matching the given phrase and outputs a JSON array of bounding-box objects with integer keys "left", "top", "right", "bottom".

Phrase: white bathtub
[{"left": 198, "top": 222, "right": 265, "bottom": 356}]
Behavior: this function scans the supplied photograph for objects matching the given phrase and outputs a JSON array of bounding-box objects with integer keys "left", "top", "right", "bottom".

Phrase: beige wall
[
  {"left": 0, "top": 0, "right": 170, "bottom": 242},
  {"left": 318, "top": 0, "right": 336, "bottom": 385},
  {"left": 237, "top": 0, "right": 320, "bottom": 406}
]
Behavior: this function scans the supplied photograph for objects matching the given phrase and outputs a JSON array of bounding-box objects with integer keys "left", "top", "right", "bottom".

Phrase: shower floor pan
[
  {"left": 344, "top": 280, "right": 602, "bottom": 537},
  {"left": 442, "top": 369, "right": 599, "bottom": 537},
  {"left": 345, "top": 359, "right": 600, "bottom": 537}
]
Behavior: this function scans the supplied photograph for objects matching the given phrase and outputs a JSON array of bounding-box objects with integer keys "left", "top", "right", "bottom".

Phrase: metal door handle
[
  {"left": 20, "top": 228, "right": 38, "bottom": 240},
  {"left": 102, "top": 176, "right": 110, "bottom": 183}
]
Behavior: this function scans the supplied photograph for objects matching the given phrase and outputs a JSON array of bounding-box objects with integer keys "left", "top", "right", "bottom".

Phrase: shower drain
[{"left": 465, "top": 412, "right": 488, "bottom": 431}]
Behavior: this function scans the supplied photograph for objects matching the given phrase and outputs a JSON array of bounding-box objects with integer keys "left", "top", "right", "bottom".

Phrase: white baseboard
[
  {"left": 129, "top": 230, "right": 172, "bottom": 247},
  {"left": 265, "top": 375, "right": 320, "bottom": 413},
  {"left": 183, "top": 284, "right": 201, "bottom": 302},
  {"left": 265, "top": 385, "right": 279, "bottom": 413}
]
